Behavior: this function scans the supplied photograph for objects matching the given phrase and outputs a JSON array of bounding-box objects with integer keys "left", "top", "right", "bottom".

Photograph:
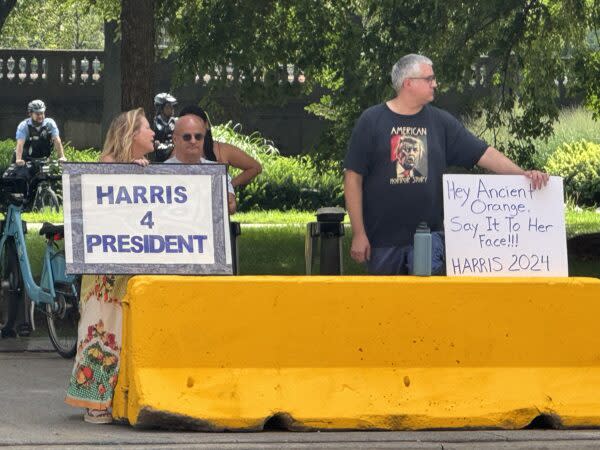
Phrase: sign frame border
[
  {"left": 442, "top": 173, "right": 568, "bottom": 277},
  {"left": 62, "top": 162, "right": 233, "bottom": 275}
]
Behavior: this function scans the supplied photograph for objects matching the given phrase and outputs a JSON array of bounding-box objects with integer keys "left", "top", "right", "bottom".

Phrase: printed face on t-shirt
[{"left": 389, "top": 128, "right": 428, "bottom": 184}]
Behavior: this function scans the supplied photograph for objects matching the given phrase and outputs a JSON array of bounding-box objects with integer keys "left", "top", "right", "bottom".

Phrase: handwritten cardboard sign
[
  {"left": 62, "top": 163, "right": 232, "bottom": 275},
  {"left": 443, "top": 174, "right": 567, "bottom": 277}
]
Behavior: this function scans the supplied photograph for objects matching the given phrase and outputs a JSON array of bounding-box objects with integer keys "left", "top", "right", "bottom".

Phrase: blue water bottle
[{"left": 413, "top": 222, "right": 432, "bottom": 276}]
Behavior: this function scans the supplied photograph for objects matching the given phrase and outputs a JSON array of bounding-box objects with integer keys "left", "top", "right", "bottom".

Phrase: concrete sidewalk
[{"left": 2, "top": 351, "right": 600, "bottom": 449}]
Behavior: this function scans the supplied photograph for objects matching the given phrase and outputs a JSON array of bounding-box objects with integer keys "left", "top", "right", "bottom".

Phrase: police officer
[
  {"left": 15, "top": 99, "right": 66, "bottom": 166},
  {"left": 151, "top": 92, "right": 177, "bottom": 162}
]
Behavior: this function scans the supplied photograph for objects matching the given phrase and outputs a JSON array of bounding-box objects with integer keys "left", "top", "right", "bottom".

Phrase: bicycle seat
[{"left": 39, "top": 222, "right": 64, "bottom": 239}]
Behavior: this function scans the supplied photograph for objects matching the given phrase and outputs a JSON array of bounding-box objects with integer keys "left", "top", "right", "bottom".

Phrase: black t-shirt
[{"left": 344, "top": 103, "right": 488, "bottom": 247}]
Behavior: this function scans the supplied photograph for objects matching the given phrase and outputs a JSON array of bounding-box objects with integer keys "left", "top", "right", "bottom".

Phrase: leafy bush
[
  {"left": 0, "top": 139, "right": 99, "bottom": 173},
  {"left": 1, "top": 123, "right": 345, "bottom": 211},
  {"left": 63, "top": 145, "right": 99, "bottom": 163},
  {"left": 544, "top": 140, "right": 600, "bottom": 206},
  {"left": 237, "top": 155, "right": 343, "bottom": 211},
  {"left": 0, "top": 139, "right": 15, "bottom": 172},
  {"left": 213, "top": 123, "right": 344, "bottom": 211},
  {"left": 466, "top": 107, "right": 600, "bottom": 168},
  {"left": 532, "top": 108, "right": 600, "bottom": 167}
]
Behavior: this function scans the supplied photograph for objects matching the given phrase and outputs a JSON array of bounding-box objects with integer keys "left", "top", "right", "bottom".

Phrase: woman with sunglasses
[
  {"left": 64, "top": 108, "right": 154, "bottom": 424},
  {"left": 177, "top": 104, "right": 262, "bottom": 192}
]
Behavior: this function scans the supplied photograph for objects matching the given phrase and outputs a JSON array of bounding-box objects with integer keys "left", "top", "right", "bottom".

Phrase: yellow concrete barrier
[{"left": 112, "top": 276, "right": 600, "bottom": 430}]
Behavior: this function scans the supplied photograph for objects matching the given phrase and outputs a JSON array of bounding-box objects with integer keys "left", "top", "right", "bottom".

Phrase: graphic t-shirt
[{"left": 344, "top": 103, "right": 487, "bottom": 247}]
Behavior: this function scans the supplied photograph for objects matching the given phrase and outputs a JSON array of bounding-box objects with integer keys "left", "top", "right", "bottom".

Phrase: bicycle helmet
[
  {"left": 154, "top": 93, "right": 177, "bottom": 108},
  {"left": 27, "top": 99, "right": 46, "bottom": 113}
]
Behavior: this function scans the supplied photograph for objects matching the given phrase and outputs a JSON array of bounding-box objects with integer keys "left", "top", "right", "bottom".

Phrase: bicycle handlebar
[{"left": 40, "top": 174, "right": 62, "bottom": 181}]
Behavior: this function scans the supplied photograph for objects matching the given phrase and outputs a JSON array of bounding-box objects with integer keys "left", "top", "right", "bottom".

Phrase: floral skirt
[{"left": 64, "top": 274, "right": 130, "bottom": 410}]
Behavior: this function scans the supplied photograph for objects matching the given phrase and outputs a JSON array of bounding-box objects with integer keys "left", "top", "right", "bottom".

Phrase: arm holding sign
[
  {"left": 477, "top": 146, "right": 549, "bottom": 190},
  {"left": 344, "top": 169, "right": 371, "bottom": 263}
]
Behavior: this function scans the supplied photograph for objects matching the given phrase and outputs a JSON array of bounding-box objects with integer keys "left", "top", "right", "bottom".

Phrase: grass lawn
[{"left": 7, "top": 208, "right": 600, "bottom": 278}]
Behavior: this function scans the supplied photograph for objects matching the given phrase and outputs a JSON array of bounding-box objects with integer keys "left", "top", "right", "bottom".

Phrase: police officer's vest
[
  {"left": 24, "top": 123, "right": 53, "bottom": 159},
  {"left": 153, "top": 115, "right": 176, "bottom": 144}
]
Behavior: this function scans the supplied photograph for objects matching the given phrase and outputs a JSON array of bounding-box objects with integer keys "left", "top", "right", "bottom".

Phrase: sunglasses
[{"left": 181, "top": 133, "right": 205, "bottom": 142}]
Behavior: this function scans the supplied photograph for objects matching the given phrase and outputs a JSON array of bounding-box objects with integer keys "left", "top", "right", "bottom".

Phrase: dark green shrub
[
  {"left": 545, "top": 140, "right": 600, "bottom": 206},
  {"left": 0, "top": 139, "right": 16, "bottom": 172},
  {"left": 0, "top": 139, "right": 99, "bottom": 173},
  {"left": 213, "top": 123, "right": 344, "bottom": 211},
  {"left": 2, "top": 124, "right": 346, "bottom": 211},
  {"left": 63, "top": 145, "right": 100, "bottom": 163},
  {"left": 236, "top": 156, "right": 344, "bottom": 211}
]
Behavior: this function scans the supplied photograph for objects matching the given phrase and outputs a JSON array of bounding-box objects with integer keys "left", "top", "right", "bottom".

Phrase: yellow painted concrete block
[{"left": 112, "top": 276, "right": 600, "bottom": 430}]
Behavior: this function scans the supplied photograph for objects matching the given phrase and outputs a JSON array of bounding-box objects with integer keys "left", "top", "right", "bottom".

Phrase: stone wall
[
  {"left": 0, "top": 48, "right": 573, "bottom": 155},
  {"left": 0, "top": 47, "right": 325, "bottom": 155}
]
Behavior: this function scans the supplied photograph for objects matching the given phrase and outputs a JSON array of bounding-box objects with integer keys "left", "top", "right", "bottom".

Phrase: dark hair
[{"left": 178, "top": 105, "right": 216, "bottom": 161}]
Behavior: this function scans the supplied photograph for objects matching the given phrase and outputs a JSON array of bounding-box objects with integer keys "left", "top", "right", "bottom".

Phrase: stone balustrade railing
[{"left": 0, "top": 48, "right": 103, "bottom": 86}]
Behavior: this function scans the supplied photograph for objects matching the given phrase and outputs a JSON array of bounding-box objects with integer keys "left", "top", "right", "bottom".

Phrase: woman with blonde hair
[{"left": 64, "top": 108, "right": 154, "bottom": 424}]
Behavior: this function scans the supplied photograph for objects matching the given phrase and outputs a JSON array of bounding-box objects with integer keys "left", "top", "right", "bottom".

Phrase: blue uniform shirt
[{"left": 16, "top": 118, "right": 60, "bottom": 141}]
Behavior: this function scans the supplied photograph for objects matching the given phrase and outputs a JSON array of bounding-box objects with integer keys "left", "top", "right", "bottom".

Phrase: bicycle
[
  {"left": 0, "top": 177, "right": 80, "bottom": 358},
  {"left": 27, "top": 158, "right": 61, "bottom": 213}
]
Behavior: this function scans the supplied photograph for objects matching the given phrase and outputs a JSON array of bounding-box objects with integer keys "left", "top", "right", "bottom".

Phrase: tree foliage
[
  {"left": 166, "top": 0, "right": 600, "bottom": 166},
  {"left": 0, "top": 0, "right": 17, "bottom": 34},
  {"left": 0, "top": 0, "right": 104, "bottom": 48}
]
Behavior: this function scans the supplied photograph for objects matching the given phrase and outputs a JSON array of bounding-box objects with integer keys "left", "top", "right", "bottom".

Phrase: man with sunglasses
[
  {"left": 166, "top": 114, "right": 237, "bottom": 214},
  {"left": 344, "top": 53, "right": 548, "bottom": 275}
]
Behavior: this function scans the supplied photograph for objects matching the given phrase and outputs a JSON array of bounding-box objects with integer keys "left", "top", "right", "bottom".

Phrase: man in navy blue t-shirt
[{"left": 343, "top": 54, "right": 548, "bottom": 275}]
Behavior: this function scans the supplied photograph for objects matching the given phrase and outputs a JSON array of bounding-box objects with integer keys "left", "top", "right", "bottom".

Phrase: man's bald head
[{"left": 172, "top": 114, "right": 208, "bottom": 163}]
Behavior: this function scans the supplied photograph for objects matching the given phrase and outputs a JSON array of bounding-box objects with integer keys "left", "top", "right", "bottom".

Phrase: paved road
[{"left": 3, "top": 349, "right": 600, "bottom": 449}]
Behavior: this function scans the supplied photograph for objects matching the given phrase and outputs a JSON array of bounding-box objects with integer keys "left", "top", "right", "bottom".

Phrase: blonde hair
[{"left": 100, "top": 108, "right": 146, "bottom": 162}]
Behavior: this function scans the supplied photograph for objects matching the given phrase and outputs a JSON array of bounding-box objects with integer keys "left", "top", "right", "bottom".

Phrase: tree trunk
[
  {"left": 120, "top": 0, "right": 155, "bottom": 115},
  {"left": 102, "top": 21, "right": 122, "bottom": 140},
  {"left": 0, "top": 0, "right": 18, "bottom": 33}
]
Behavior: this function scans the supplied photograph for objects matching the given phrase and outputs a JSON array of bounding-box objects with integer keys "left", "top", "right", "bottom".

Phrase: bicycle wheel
[
  {"left": 0, "top": 239, "right": 24, "bottom": 338},
  {"left": 34, "top": 186, "right": 60, "bottom": 213},
  {"left": 46, "top": 275, "right": 80, "bottom": 358}
]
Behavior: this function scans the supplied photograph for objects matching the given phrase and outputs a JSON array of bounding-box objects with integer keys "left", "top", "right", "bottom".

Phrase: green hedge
[
  {"left": 0, "top": 139, "right": 16, "bottom": 171},
  {"left": 213, "top": 123, "right": 344, "bottom": 211},
  {"left": 545, "top": 140, "right": 600, "bottom": 206},
  {"left": 1, "top": 123, "right": 346, "bottom": 211},
  {"left": 236, "top": 156, "right": 343, "bottom": 211},
  {"left": 0, "top": 139, "right": 98, "bottom": 173}
]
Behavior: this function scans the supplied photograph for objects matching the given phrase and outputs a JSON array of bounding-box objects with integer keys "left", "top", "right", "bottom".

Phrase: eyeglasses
[
  {"left": 408, "top": 75, "right": 437, "bottom": 84},
  {"left": 181, "top": 133, "right": 205, "bottom": 142}
]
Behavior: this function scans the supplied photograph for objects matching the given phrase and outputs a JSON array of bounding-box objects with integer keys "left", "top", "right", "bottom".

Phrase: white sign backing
[
  {"left": 62, "top": 163, "right": 232, "bottom": 275},
  {"left": 443, "top": 174, "right": 567, "bottom": 277}
]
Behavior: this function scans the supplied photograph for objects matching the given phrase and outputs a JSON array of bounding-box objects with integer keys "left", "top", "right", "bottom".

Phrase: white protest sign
[
  {"left": 443, "top": 174, "right": 567, "bottom": 277},
  {"left": 62, "top": 163, "right": 232, "bottom": 275}
]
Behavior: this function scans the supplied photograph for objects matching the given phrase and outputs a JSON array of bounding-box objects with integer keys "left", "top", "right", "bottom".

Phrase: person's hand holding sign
[
  {"left": 524, "top": 170, "right": 549, "bottom": 190},
  {"left": 132, "top": 158, "right": 150, "bottom": 167},
  {"left": 477, "top": 147, "right": 549, "bottom": 189}
]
